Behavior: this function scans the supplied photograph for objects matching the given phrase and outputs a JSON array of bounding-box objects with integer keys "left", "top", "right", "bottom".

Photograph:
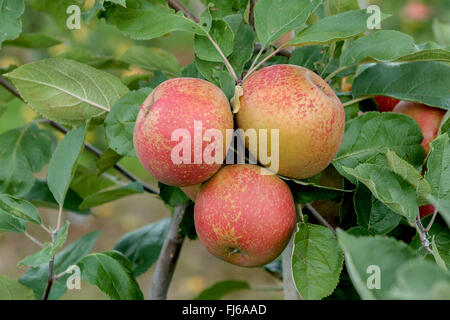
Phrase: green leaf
[
  {"left": 0, "top": 275, "right": 34, "bottom": 300},
  {"left": 24, "top": 180, "right": 89, "bottom": 215},
  {"left": 201, "top": 0, "right": 248, "bottom": 19},
  {"left": 426, "top": 196, "right": 450, "bottom": 228},
  {"left": 19, "top": 231, "right": 99, "bottom": 300},
  {"left": 289, "top": 46, "right": 323, "bottom": 71},
  {"left": 104, "top": 0, "right": 206, "bottom": 40},
  {"left": 96, "top": 148, "right": 123, "bottom": 176},
  {"left": 48, "top": 125, "right": 87, "bottom": 206},
  {"left": 0, "top": 194, "right": 41, "bottom": 225},
  {"left": 3, "top": 33, "right": 61, "bottom": 48},
  {"left": 56, "top": 49, "right": 128, "bottom": 70},
  {"left": 425, "top": 134, "right": 450, "bottom": 201},
  {"left": 254, "top": 0, "right": 321, "bottom": 47},
  {"left": 354, "top": 184, "right": 402, "bottom": 234},
  {"left": 78, "top": 250, "right": 144, "bottom": 300},
  {"left": 433, "top": 19, "right": 450, "bottom": 46},
  {"left": 193, "top": 280, "right": 250, "bottom": 300},
  {"left": 440, "top": 111, "right": 450, "bottom": 135},
  {"left": 333, "top": 112, "right": 424, "bottom": 183},
  {"left": 292, "top": 222, "right": 344, "bottom": 300},
  {"left": 31, "top": 0, "right": 84, "bottom": 28},
  {"left": 194, "top": 19, "right": 234, "bottom": 63},
  {"left": 0, "top": 0, "right": 24, "bottom": 48},
  {"left": 105, "top": 87, "right": 152, "bottom": 157},
  {"left": 352, "top": 62, "right": 450, "bottom": 109},
  {"left": 18, "top": 222, "right": 70, "bottom": 267},
  {"left": 120, "top": 46, "right": 183, "bottom": 77},
  {"left": 194, "top": 57, "right": 223, "bottom": 84},
  {"left": 388, "top": 259, "right": 450, "bottom": 299},
  {"left": 324, "top": 0, "right": 359, "bottom": 16},
  {"left": 342, "top": 164, "right": 419, "bottom": 222},
  {"left": 114, "top": 218, "right": 170, "bottom": 277},
  {"left": 70, "top": 166, "right": 117, "bottom": 199},
  {"left": 213, "top": 70, "right": 235, "bottom": 100},
  {"left": 289, "top": 9, "right": 391, "bottom": 46},
  {"left": 0, "top": 210, "right": 26, "bottom": 233},
  {"left": 224, "top": 14, "right": 255, "bottom": 78},
  {"left": 386, "top": 149, "right": 431, "bottom": 205},
  {"left": 158, "top": 183, "right": 190, "bottom": 209},
  {"left": 79, "top": 182, "right": 144, "bottom": 210},
  {"left": 0, "top": 123, "right": 52, "bottom": 196},
  {"left": 337, "top": 230, "right": 418, "bottom": 300},
  {"left": 431, "top": 236, "right": 448, "bottom": 271},
  {"left": 6, "top": 58, "right": 129, "bottom": 125}
]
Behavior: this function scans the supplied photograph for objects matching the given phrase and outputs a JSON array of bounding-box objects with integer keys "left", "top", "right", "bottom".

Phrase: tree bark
[{"left": 147, "top": 204, "right": 187, "bottom": 300}]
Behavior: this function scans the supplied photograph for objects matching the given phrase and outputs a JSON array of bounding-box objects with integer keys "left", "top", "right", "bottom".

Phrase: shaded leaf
[
  {"left": 0, "top": 275, "right": 34, "bottom": 300},
  {"left": 79, "top": 182, "right": 144, "bottom": 210},
  {"left": 194, "top": 280, "right": 250, "bottom": 300}
]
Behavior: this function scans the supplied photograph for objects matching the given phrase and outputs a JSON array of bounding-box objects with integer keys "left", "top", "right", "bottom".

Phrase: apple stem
[
  {"left": 147, "top": 203, "right": 187, "bottom": 300},
  {"left": 243, "top": 46, "right": 285, "bottom": 82}
]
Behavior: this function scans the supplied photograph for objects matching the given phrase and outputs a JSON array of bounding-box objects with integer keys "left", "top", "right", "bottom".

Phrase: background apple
[
  {"left": 194, "top": 164, "right": 296, "bottom": 267},
  {"left": 393, "top": 101, "right": 445, "bottom": 154},
  {"left": 374, "top": 96, "right": 400, "bottom": 112}
]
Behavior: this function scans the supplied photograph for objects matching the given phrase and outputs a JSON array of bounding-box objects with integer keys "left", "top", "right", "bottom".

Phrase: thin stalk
[
  {"left": 305, "top": 203, "right": 336, "bottom": 235},
  {"left": 342, "top": 96, "right": 369, "bottom": 107},
  {"left": 24, "top": 231, "right": 45, "bottom": 248},
  {"left": 325, "top": 65, "right": 352, "bottom": 82}
]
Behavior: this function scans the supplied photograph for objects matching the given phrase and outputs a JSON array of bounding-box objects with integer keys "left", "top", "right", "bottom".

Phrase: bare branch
[
  {"left": 249, "top": 0, "right": 258, "bottom": 31},
  {"left": 147, "top": 203, "right": 187, "bottom": 300},
  {"left": 168, "top": 0, "right": 199, "bottom": 23}
]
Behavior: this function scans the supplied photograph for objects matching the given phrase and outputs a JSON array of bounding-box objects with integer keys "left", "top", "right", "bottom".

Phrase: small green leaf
[
  {"left": 0, "top": 210, "right": 26, "bottom": 233},
  {"left": 96, "top": 148, "right": 123, "bottom": 176},
  {"left": 354, "top": 184, "right": 402, "bottom": 234},
  {"left": 255, "top": 0, "right": 321, "bottom": 47},
  {"left": 292, "top": 222, "right": 344, "bottom": 300},
  {"left": 289, "top": 46, "right": 324, "bottom": 71},
  {"left": 0, "top": 0, "right": 24, "bottom": 48},
  {"left": 6, "top": 58, "right": 129, "bottom": 125},
  {"left": 51, "top": 221, "right": 70, "bottom": 255},
  {"left": 352, "top": 62, "right": 450, "bottom": 109},
  {"left": 3, "top": 33, "right": 61, "bottom": 48},
  {"left": 194, "top": 280, "right": 250, "bottom": 300},
  {"left": 425, "top": 134, "right": 450, "bottom": 201},
  {"left": 48, "top": 125, "right": 87, "bottom": 206},
  {"left": 105, "top": 88, "right": 152, "bottom": 157},
  {"left": 342, "top": 164, "right": 419, "bottom": 222},
  {"left": 19, "top": 231, "right": 99, "bottom": 300},
  {"left": 213, "top": 70, "right": 235, "bottom": 100},
  {"left": 386, "top": 149, "right": 431, "bottom": 205},
  {"left": 158, "top": 183, "right": 190, "bottom": 209},
  {"left": 337, "top": 230, "right": 418, "bottom": 300},
  {"left": 0, "top": 123, "right": 52, "bottom": 196},
  {"left": 194, "top": 20, "right": 234, "bottom": 63},
  {"left": 120, "top": 46, "right": 183, "bottom": 77},
  {"left": 0, "top": 194, "right": 41, "bottom": 225},
  {"left": 78, "top": 250, "right": 144, "bottom": 300},
  {"left": 289, "top": 9, "right": 391, "bottom": 46},
  {"left": 432, "top": 236, "right": 448, "bottom": 271},
  {"left": 114, "top": 218, "right": 170, "bottom": 277},
  {"left": 79, "top": 182, "right": 144, "bottom": 210},
  {"left": 0, "top": 275, "right": 34, "bottom": 300},
  {"left": 333, "top": 112, "right": 424, "bottom": 183}
]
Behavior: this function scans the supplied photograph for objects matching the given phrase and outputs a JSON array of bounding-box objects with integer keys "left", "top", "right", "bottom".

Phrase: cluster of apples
[
  {"left": 133, "top": 64, "right": 345, "bottom": 267},
  {"left": 374, "top": 97, "right": 445, "bottom": 219}
]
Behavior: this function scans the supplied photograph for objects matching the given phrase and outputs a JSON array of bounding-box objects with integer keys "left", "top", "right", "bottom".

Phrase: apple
[
  {"left": 194, "top": 164, "right": 296, "bottom": 267},
  {"left": 374, "top": 96, "right": 400, "bottom": 112},
  {"left": 181, "top": 184, "right": 202, "bottom": 202},
  {"left": 419, "top": 204, "right": 435, "bottom": 219},
  {"left": 393, "top": 101, "right": 445, "bottom": 155},
  {"left": 404, "top": 1, "right": 432, "bottom": 21},
  {"left": 236, "top": 64, "right": 345, "bottom": 179},
  {"left": 133, "top": 78, "right": 233, "bottom": 187}
]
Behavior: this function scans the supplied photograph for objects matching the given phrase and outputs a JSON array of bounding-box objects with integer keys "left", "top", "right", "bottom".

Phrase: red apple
[
  {"left": 419, "top": 204, "right": 435, "bottom": 219},
  {"left": 374, "top": 96, "right": 400, "bottom": 112},
  {"left": 194, "top": 164, "right": 296, "bottom": 267},
  {"left": 393, "top": 101, "right": 445, "bottom": 155}
]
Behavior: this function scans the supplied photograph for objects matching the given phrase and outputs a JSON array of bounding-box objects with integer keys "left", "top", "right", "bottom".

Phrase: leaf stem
[
  {"left": 415, "top": 215, "right": 433, "bottom": 254},
  {"left": 205, "top": 32, "right": 239, "bottom": 83},
  {"left": 342, "top": 96, "right": 369, "bottom": 107},
  {"left": 168, "top": 0, "right": 199, "bottom": 22},
  {"left": 243, "top": 46, "right": 285, "bottom": 82},
  {"left": 325, "top": 65, "right": 353, "bottom": 82},
  {"left": 24, "top": 231, "right": 45, "bottom": 248},
  {"left": 56, "top": 205, "right": 63, "bottom": 231},
  {"left": 425, "top": 207, "right": 439, "bottom": 233}
]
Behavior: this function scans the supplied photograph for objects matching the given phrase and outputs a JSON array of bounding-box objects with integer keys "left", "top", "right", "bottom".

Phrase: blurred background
[{"left": 0, "top": 0, "right": 448, "bottom": 299}]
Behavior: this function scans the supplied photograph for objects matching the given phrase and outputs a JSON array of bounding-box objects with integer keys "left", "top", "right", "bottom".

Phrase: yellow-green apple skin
[
  {"left": 393, "top": 101, "right": 445, "bottom": 155},
  {"left": 194, "top": 164, "right": 296, "bottom": 267},
  {"left": 236, "top": 64, "right": 345, "bottom": 180},
  {"left": 133, "top": 78, "right": 233, "bottom": 187}
]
